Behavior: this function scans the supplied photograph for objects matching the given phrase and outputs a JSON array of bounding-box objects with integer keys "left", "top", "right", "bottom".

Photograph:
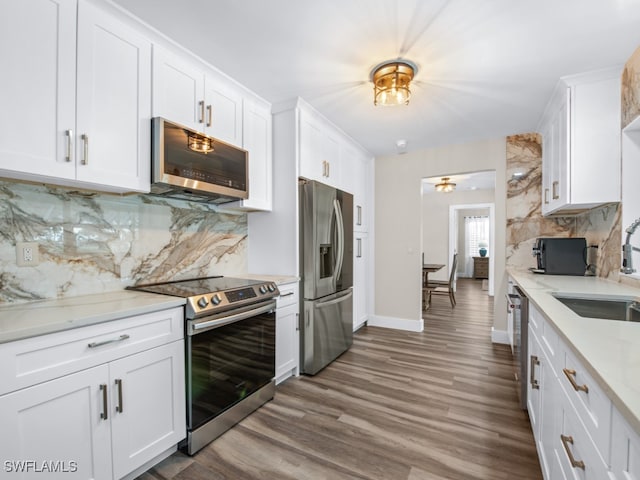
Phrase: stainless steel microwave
[{"left": 150, "top": 117, "right": 248, "bottom": 204}]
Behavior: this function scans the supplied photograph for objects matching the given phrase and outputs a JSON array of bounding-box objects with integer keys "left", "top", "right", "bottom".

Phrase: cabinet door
[
  {"left": 0, "top": 365, "right": 112, "bottom": 480},
  {"left": 0, "top": 0, "right": 76, "bottom": 180},
  {"left": 275, "top": 303, "right": 299, "bottom": 384},
  {"left": 109, "top": 340, "right": 186, "bottom": 480},
  {"left": 76, "top": 0, "right": 151, "bottom": 192},
  {"left": 152, "top": 45, "right": 204, "bottom": 130},
  {"left": 554, "top": 90, "right": 570, "bottom": 209},
  {"left": 299, "top": 110, "right": 326, "bottom": 182},
  {"left": 541, "top": 124, "right": 553, "bottom": 215},
  {"left": 527, "top": 328, "right": 542, "bottom": 438},
  {"left": 353, "top": 232, "right": 369, "bottom": 331},
  {"left": 241, "top": 98, "right": 272, "bottom": 210},
  {"left": 611, "top": 408, "right": 640, "bottom": 480},
  {"left": 204, "top": 72, "right": 243, "bottom": 146}
]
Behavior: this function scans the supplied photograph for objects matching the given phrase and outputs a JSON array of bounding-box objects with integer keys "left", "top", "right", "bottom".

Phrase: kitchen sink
[{"left": 552, "top": 293, "right": 640, "bottom": 322}]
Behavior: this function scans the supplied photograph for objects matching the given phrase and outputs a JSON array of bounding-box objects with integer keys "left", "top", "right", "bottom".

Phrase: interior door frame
[{"left": 448, "top": 203, "right": 495, "bottom": 296}]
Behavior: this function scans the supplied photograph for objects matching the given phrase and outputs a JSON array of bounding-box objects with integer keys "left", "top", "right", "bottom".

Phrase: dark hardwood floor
[{"left": 138, "top": 278, "right": 542, "bottom": 480}]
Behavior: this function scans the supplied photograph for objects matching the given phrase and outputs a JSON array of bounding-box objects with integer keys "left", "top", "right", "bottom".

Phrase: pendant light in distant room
[{"left": 435, "top": 177, "right": 456, "bottom": 193}]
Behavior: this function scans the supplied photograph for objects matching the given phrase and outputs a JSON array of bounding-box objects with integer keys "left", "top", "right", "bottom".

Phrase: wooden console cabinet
[{"left": 473, "top": 256, "right": 489, "bottom": 279}]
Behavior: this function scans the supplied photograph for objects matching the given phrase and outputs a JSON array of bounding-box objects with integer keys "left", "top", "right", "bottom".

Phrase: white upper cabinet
[
  {"left": 299, "top": 106, "right": 342, "bottom": 188},
  {"left": 152, "top": 45, "right": 243, "bottom": 147},
  {"left": 539, "top": 67, "right": 621, "bottom": 215},
  {"left": 76, "top": 0, "right": 151, "bottom": 192},
  {"left": 0, "top": 0, "right": 77, "bottom": 181},
  {"left": 0, "top": 0, "right": 151, "bottom": 193},
  {"left": 239, "top": 97, "right": 273, "bottom": 211}
]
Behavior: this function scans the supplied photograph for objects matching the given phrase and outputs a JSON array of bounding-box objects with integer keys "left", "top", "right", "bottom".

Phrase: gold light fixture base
[
  {"left": 435, "top": 177, "right": 456, "bottom": 193},
  {"left": 370, "top": 59, "right": 417, "bottom": 106}
]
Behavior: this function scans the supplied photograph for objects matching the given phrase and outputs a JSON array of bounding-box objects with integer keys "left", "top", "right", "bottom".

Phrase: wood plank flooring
[{"left": 137, "top": 279, "right": 542, "bottom": 480}]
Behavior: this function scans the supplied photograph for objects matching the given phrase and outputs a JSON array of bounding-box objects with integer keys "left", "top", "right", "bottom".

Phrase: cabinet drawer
[
  {"left": 277, "top": 283, "right": 299, "bottom": 309},
  {"left": 558, "top": 345, "right": 611, "bottom": 464},
  {"left": 557, "top": 386, "right": 610, "bottom": 480},
  {"left": 0, "top": 307, "right": 183, "bottom": 396},
  {"left": 529, "top": 303, "right": 559, "bottom": 361}
]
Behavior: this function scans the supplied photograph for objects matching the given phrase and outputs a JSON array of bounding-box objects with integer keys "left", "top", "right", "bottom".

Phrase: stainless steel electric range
[{"left": 128, "top": 276, "right": 279, "bottom": 455}]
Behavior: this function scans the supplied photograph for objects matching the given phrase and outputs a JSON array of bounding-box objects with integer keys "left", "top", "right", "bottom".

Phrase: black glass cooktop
[{"left": 127, "top": 276, "right": 265, "bottom": 298}]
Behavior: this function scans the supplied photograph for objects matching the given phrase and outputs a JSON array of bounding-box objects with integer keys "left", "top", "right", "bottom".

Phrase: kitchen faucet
[{"left": 621, "top": 217, "right": 640, "bottom": 274}]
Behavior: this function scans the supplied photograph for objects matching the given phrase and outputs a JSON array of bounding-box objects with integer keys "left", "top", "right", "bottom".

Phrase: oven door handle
[{"left": 188, "top": 300, "right": 276, "bottom": 335}]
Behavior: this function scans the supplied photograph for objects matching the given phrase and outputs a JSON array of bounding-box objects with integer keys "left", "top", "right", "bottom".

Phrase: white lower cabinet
[
  {"left": 610, "top": 408, "right": 640, "bottom": 480},
  {"left": 0, "top": 365, "right": 113, "bottom": 479},
  {"left": 275, "top": 282, "right": 299, "bottom": 384},
  {"left": 526, "top": 302, "right": 636, "bottom": 480},
  {"left": 109, "top": 341, "right": 185, "bottom": 479},
  {"left": 0, "top": 308, "right": 185, "bottom": 480},
  {"left": 353, "top": 232, "right": 369, "bottom": 331}
]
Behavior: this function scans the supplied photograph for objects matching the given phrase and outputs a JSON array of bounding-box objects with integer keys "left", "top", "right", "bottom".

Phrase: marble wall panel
[
  {"left": 505, "top": 134, "right": 619, "bottom": 279},
  {"left": 0, "top": 180, "right": 247, "bottom": 304},
  {"left": 622, "top": 46, "right": 640, "bottom": 129}
]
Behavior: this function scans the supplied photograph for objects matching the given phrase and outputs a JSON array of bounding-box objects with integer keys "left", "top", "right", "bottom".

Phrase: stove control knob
[
  {"left": 211, "top": 294, "right": 222, "bottom": 305},
  {"left": 259, "top": 285, "right": 268, "bottom": 294},
  {"left": 197, "top": 296, "right": 209, "bottom": 309},
  {"left": 268, "top": 283, "right": 276, "bottom": 292}
]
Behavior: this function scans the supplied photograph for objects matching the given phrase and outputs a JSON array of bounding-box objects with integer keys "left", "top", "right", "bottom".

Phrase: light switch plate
[{"left": 16, "top": 242, "right": 39, "bottom": 267}]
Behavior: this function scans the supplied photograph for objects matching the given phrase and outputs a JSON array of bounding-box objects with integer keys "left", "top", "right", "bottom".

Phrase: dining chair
[{"left": 424, "top": 253, "right": 457, "bottom": 308}]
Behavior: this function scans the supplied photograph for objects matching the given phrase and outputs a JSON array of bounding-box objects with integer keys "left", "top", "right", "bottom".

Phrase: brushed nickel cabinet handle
[
  {"left": 115, "top": 379, "right": 123, "bottom": 413},
  {"left": 357, "top": 238, "right": 362, "bottom": 258},
  {"left": 65, "top": 129, "right": 73, "bottom": 162},
  {"left": 327, "top": 161, "right": 330, "bottom": 177},
  {"left": 544, "top": 188, "right": 549, "bottom": 204},
  {"left": 552, "top": 181, "right": 559, "bottom": 200},
  {"left": 88, "top": 334, "right": 130, "bottom": 349},
  {"left": 322, "top": 161, "right": 327, "bottom": 177},
  {"left": 357, "top": 205, "right": 362, "bottom": 226},
  {"left": 563, "top": 368, "right": 589, "bottom": 393},
  {"left": 100, "top": 384, "right": 108, "bottom": 420},
  {"left": 560, "top": 434, "right": 585, "bottom": 470},
  {"left": 530, "top": 355, "right": 540, "bottom": 389},
  {"left": 199, "top": 100, "right": 205, "bottom": 124},
  {"left": 206, "top": 104, "right": 212, "bottom": 127},
  {"left": 81, "top": 134, "right": 89, "bottom": 165}
]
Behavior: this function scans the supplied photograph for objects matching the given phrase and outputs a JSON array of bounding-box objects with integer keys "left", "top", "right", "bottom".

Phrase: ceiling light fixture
[
  {"left": 435, "top": 177, "right": 456, "bottom": 193},
  {"left": 371, "top": 60, "right": 417, "bottom": 106},
  {"left": 187, "top": 131, "right": 214, "bottom": 154}
]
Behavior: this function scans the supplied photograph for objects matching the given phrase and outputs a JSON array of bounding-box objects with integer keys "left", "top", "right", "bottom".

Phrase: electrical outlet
[{"left": 16, "top": 242, "right": 39, "bottom": 267}]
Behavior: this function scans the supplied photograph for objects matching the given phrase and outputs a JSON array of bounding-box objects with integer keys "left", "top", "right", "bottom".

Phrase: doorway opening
[{"left": 421, "top": 171, "right": 496, "bottom": 299}]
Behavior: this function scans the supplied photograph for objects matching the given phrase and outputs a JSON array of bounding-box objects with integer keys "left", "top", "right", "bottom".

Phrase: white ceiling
[
  {"left": 422, "top": 171, "right": 495, "bottom": 194},
  {"left": 113, "top": 0, "right": 640, "bottom": 157}
]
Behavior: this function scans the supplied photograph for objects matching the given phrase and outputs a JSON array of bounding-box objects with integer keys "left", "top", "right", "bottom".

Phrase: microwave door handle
[{"left": 333, "top": 198, "right": 345, "bottom": 284}]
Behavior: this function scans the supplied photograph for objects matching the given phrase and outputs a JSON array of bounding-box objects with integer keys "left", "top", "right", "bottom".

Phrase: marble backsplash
[
  {"left": 506, "top": 134, "right": 620, "bottom": 278},
  {"left": 622, "top": 45, "right": 640, "bottom": 129},
  {"left": 0, "top": 180, "right": 247, "bottom": 304}
]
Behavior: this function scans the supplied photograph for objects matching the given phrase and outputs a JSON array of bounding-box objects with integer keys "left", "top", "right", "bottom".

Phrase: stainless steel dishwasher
[{"left": 507, "top": 285, "right": 528, "bottom": 410}]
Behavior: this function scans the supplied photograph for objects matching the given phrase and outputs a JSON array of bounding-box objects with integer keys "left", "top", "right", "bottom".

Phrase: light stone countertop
[
  {"left": 508, "top": 268, "right": 640, "bottom": 434},
  {"left": 245, "top": 274, "right": 300, "bottom": 286},
  {"left": 0, "top": 291, "right": 186, "bottom": 344}
]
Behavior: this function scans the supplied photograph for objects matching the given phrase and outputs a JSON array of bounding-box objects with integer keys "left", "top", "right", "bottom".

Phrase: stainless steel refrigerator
[{"left": 299, "top": 179, "right": 353, "bottom": 375}]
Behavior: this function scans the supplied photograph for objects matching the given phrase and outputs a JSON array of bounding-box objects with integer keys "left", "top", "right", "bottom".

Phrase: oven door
[{"left": 185, "top": 299, "right": 276, "bottom": 432}]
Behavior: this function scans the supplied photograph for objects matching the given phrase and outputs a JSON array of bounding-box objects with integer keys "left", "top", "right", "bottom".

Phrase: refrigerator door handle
[
  {"left": 333, "top": 198, "right": 345, "bottom": 284},
  {"left": 316, "top": 289, "right": 353, "bottom": 308}
]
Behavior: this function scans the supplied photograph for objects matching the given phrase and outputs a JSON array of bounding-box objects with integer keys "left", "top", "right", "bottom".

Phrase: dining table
[{"left": 422, "top": 263, "right": 445, "bottom": 287}]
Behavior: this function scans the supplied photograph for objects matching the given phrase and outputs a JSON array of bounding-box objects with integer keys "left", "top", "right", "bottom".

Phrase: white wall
[{"left": 373, "top": 138, "right": 507, "bottom": 334}]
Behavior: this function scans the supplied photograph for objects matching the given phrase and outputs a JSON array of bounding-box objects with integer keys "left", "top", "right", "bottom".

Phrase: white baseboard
[
  {"left": 367, "top": 315, "right": 424, "bottom": 332},
  {"left": 491, "top": 328, "right": 510, "bottom": 345}
]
